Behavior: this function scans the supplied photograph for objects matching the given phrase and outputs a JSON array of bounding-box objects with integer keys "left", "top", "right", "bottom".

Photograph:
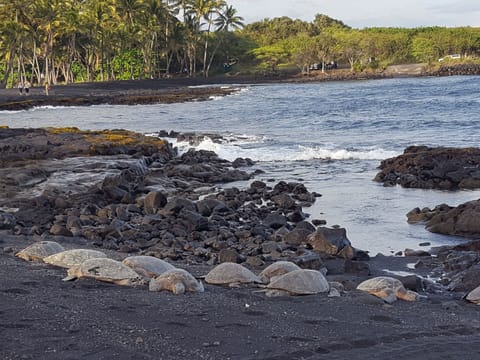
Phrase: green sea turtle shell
[
  {"left": 122, "top": 255, "right": 175, "bottom": 279},
  {"left": 43, "top": 249, "right": 107, "bottom": 268},
  {"left": 266, "top": 269, "right": 330, "bottom": 295},
  {"left": 15, "top": 241, "right": 65, "bottom": 262},
  {"left": 205, "top": 262, "right": 262, "bottom": 285}
]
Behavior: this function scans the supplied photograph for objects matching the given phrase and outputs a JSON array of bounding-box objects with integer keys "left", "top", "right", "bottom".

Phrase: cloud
[{"left": 226, "top": 0, "right": 480, "bottom": 28}]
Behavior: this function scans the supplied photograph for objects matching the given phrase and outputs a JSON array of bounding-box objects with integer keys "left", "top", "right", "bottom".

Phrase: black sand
[{"left": 2, "top": 233, "right": 480, "bottom": 360}]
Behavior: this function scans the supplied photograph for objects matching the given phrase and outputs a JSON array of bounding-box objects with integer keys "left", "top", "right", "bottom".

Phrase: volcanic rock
[{"left": 375, "top": 146, "right": 480, "bottom": 190}]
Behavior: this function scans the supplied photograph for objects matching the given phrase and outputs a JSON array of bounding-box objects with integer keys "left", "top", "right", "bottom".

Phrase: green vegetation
[
  {"left": 46, "top": 127, "right": 167, "bottom": 149},
  {"left": 0, "top": 0, "right": 245, "bottom": 87},
  {"left": 1, "top": 2, "right": 480, "bottom": 88}
]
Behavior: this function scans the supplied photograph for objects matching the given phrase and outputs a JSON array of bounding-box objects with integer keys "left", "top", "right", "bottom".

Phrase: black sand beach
[
  {"left": 2, "top": 233, "right": 480, "bottom": 360},
  {"left": 1, "top": 77, "right": 480, "bottom": 360}
]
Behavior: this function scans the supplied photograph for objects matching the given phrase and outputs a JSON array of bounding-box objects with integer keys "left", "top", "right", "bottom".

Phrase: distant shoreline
[{"left": 1, "top": 63, "right": 479, "bottom": 111}]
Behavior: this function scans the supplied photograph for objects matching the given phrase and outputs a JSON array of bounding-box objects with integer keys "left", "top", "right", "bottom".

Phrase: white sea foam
[
  {"left": 1, "top": 106, "right": 66, "bottom": 114},
  {"left": 169, "top": 135, "right": 400, "bottom": 162},
  {"left": 294, "top": 146, "right": 400, "bottom": 161},
  {"left": 209, "top": 95, "right": 224, "bottom": 101},
  {"left": 31, "top": 105, "right": 70, "bottom": 111},
  {"left": 0, "top": 110, "right": 24, "bottom": 114}
]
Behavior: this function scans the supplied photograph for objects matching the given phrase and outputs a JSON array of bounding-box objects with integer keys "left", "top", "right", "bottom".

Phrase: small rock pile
[{"left": 412, "top": 241, "right": 480, "bottom": 303}]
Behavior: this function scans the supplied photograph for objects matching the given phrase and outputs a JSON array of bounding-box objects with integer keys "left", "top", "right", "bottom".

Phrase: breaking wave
[{"left": 168, "top": 135, "right": 399, "bottom": 162}]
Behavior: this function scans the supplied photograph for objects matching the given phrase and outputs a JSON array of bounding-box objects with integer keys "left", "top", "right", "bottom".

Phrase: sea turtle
[
  {"left": 205, "top": 262, "right": 263, "bottom": 287},
  {"left": 122, "top": 255, "right": 175, "bottom": 279},
  {"left": 149, "top": 268, "right": 204, "bottom": 295},
  {"left": 265, "top": 269, "right": 330, "bottom": 297},
  {"left": 466, "top": 285, "right": 480, "bottom": 305},
  {"left": 356, "top": 276, "right": 419, "bottom": 304},
  {"left": 63, "top": 258, "right": 143, "bottom": 286},
  {"left": 15, "top": 241, "right": 65, "bottom": 262},
  {"left": 43, "top": 249, "right": 107, "bottom": 268},
  {"left": 259, "top": 261, "right": 301, "bottom": 283}
]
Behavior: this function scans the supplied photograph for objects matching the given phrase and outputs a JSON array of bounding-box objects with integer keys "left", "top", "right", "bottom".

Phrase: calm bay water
[{"left": 2, "top": 75, "right": 480, "bottom": 254}]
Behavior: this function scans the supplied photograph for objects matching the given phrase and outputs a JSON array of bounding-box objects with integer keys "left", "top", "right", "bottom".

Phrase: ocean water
[{"left": 2, "top": 75, "right": 480, "bottom": 254}]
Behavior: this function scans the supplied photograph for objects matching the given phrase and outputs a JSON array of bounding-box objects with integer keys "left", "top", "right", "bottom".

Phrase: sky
[{"left": 227, "top": 0, "right": 480, "bottom": 28}]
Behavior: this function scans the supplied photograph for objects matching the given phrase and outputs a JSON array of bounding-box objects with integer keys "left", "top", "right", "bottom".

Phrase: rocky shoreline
[
  {"left": 374, "top": 145, "right": 480, "bottom": 240},
  {"left": 1, "top": 128, "right": 480, "bottom": 359},
  {"left": 0, "top": 84, "right": 239, "bottom": 111}
]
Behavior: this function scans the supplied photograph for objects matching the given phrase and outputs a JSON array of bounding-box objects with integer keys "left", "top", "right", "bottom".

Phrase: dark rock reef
[
  {"left": 0, "top": 85, "right": 238, "bottom": 111},
  {"left": 374, "top": 144, "right": 480, "bottom": 298},
  {"left": 374, "top": 145, "right": 480, "bottom": 190},
  {"left": 407, "top": 199, "right": 480, "bottom": 238},
  {"left": 406, "top": 201, "right": 480, "bottom": 296}
]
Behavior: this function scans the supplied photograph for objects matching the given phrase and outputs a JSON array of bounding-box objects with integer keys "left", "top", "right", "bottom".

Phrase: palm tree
[
  {"left": 165, "top": 21, "right": 186, "bottom": 74},
  {"left": 185, "top": 0, "right": 225, "bottom": 77},
  {"left": 31, "top": 0, "right": 65, "bottom": 85},
  {"left": 205, "top": 4, "right": 243, "bottom": 76},
  {"left": 0, "top": 0, "right": 33, "bottom": 88},
  {"left": 0, "top": 21, "right": 25, "bottom": 88},
  {"left": 81, "top": 0, "right": 119, "bottom": 81},
  {"left": 57, "top": 0, "right": 85, "bottom": 83},
  {"left": 215, "top": 4, "right": 244, "bottom": 32},
  {"left": 168, "top": 0, "right": 191, "bottom": 23},
  {"left": 116, "top": 0, "right": 145, "bottom": 28},
  {"left": 168, "top": 0, "right": 199, "bottom": 76}
]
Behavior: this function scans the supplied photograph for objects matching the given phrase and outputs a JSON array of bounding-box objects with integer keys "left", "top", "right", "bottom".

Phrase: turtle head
[
  {"left": 398, "top": 289, "right": 419, "bottom": 302},
  {"left": 172, "top": 282, "right": 186, "bottom": 295},
  {"left": 62, "top": 266, "right": 80, "bottom": 281}
]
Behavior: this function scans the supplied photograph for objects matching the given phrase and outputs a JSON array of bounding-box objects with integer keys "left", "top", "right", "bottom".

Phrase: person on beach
[
  {"left": 24, "top": 81, "right": 30, "bottom": 95},
  {"left": 17, "top": 81, "right": 23, "bottom": 95}
]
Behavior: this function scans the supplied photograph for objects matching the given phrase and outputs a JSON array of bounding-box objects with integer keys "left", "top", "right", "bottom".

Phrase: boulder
[
  {"left": 218, "top": 248, "right": 240, "bottom": 263},
  {"left": 286, "top": 210, "right": 306, "bottom": 223},
  {"left": 179, "top": 209, "right": 209, "bottom": 232},
  {"left": 144, "top": 191, "right": 167, "bottom": 214},
  {"left": 162, "top": 197, "right": 196, "bottom": 215},
  {"left": 291, "top": 250, "right": 325, "bottom": 270},
  {"left": 308, "top": 227, "right": 351, "bottom": 256},
  {"left": 404, "top": 248, "right": 431, "bottom": 257},
  {"left": 50, "top": 223, "right": 73, "bottom": 237},
  {"left": 448, "top": 264, "right": 480, "bottom": 292},
  {"left": 283, "top": 228, "right": 312, "bottom": 246},
  {"left": 272, "top": 194, "right": 296, "bottom": 209},
  {"left": 263, "top": 212, "right": 287, "bottom": 230},
  {"left": 0, "top": 213, "right": 16, "bottom": 230},
  {"left": 196, "top": 198, "right": 224, "bottom": 217}
]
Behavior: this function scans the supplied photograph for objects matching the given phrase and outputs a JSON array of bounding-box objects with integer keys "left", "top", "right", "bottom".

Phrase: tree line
[
  {"left": 0, "top": 0, "right": 244, "bottom": 87},
  {"left": 1, "top": 3, "right": 480, "bottom": 88},
  {"left": 243, "top": 15, "right": 480, "bottom": 73}
]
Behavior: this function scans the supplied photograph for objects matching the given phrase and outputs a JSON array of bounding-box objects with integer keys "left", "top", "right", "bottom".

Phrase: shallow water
[{"left": 2, "top": 76, "right": 480, "bottom": 254}]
